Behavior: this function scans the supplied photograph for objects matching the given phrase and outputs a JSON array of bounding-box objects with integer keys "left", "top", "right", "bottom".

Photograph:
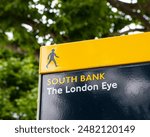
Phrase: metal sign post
[{"left": 38, "top": 32, "right": 150, "bottom": 120}]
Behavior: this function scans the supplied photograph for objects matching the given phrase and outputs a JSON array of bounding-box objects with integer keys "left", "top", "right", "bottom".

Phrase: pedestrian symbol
[{"left": 46, "top": 49, "right": 59, "bottom": 68}]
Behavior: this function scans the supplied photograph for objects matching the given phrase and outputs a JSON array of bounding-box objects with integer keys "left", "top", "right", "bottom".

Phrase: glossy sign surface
[
  {"left": 39, "top": 32, "right": 150, "bottom": 74},
  {"left": 39, "top": 63, "right": 150, "bottom": 120}
]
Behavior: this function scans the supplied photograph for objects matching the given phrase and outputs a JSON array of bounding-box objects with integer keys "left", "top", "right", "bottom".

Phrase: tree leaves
[
  {"left": 0, "top": 0, "right": 149, "bottom": 119},
  {"left": 0, "top": 50, "right": 38, "bottom": 119}
]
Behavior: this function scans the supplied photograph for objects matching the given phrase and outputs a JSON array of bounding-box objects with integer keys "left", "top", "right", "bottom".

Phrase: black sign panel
[{"left": 39, "top": 63, "right": 150, "bottom": 120}]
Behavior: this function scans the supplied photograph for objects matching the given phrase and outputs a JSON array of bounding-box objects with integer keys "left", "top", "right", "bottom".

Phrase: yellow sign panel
[{"left": 39, "top": 32, "right": 150, "bottom": 74}]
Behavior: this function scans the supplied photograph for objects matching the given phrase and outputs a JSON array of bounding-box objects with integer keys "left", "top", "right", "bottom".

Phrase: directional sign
[{"left": 38, "top": 32, "right": 150, "bottom": 120}]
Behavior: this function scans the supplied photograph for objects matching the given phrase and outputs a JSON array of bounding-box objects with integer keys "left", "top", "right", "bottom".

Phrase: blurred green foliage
[
  {"left": 0, "top": 48, "right": 38, "bottom": 119},
  {"left": 0, "top": 0, "right": 149, "bottom": 119}
]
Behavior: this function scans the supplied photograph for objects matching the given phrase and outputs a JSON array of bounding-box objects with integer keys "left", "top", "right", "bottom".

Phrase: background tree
[{"left": 0, "top": 0, "right": 150, "bottom": 119}]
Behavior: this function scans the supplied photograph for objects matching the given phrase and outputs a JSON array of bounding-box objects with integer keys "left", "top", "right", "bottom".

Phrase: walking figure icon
[{"left": 46, "top": 49, "right": 59, "bottom": 68}]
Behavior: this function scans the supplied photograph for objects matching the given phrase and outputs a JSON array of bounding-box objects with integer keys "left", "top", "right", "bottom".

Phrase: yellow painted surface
[{"left": 39, "top": 32, "right": 150, "bottom": 74}]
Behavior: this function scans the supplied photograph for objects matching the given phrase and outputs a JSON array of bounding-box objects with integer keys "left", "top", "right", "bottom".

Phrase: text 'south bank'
[{"left": 38, "top": 32, "right": 150, "bottom": 120}]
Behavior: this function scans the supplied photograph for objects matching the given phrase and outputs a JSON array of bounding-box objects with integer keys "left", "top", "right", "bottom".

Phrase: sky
[
  {"left": 119, "top": 0, "right": 137, "bottom": 3},
  {"left": 118, "top": 0, "right": 143, "bottom": 35}
]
